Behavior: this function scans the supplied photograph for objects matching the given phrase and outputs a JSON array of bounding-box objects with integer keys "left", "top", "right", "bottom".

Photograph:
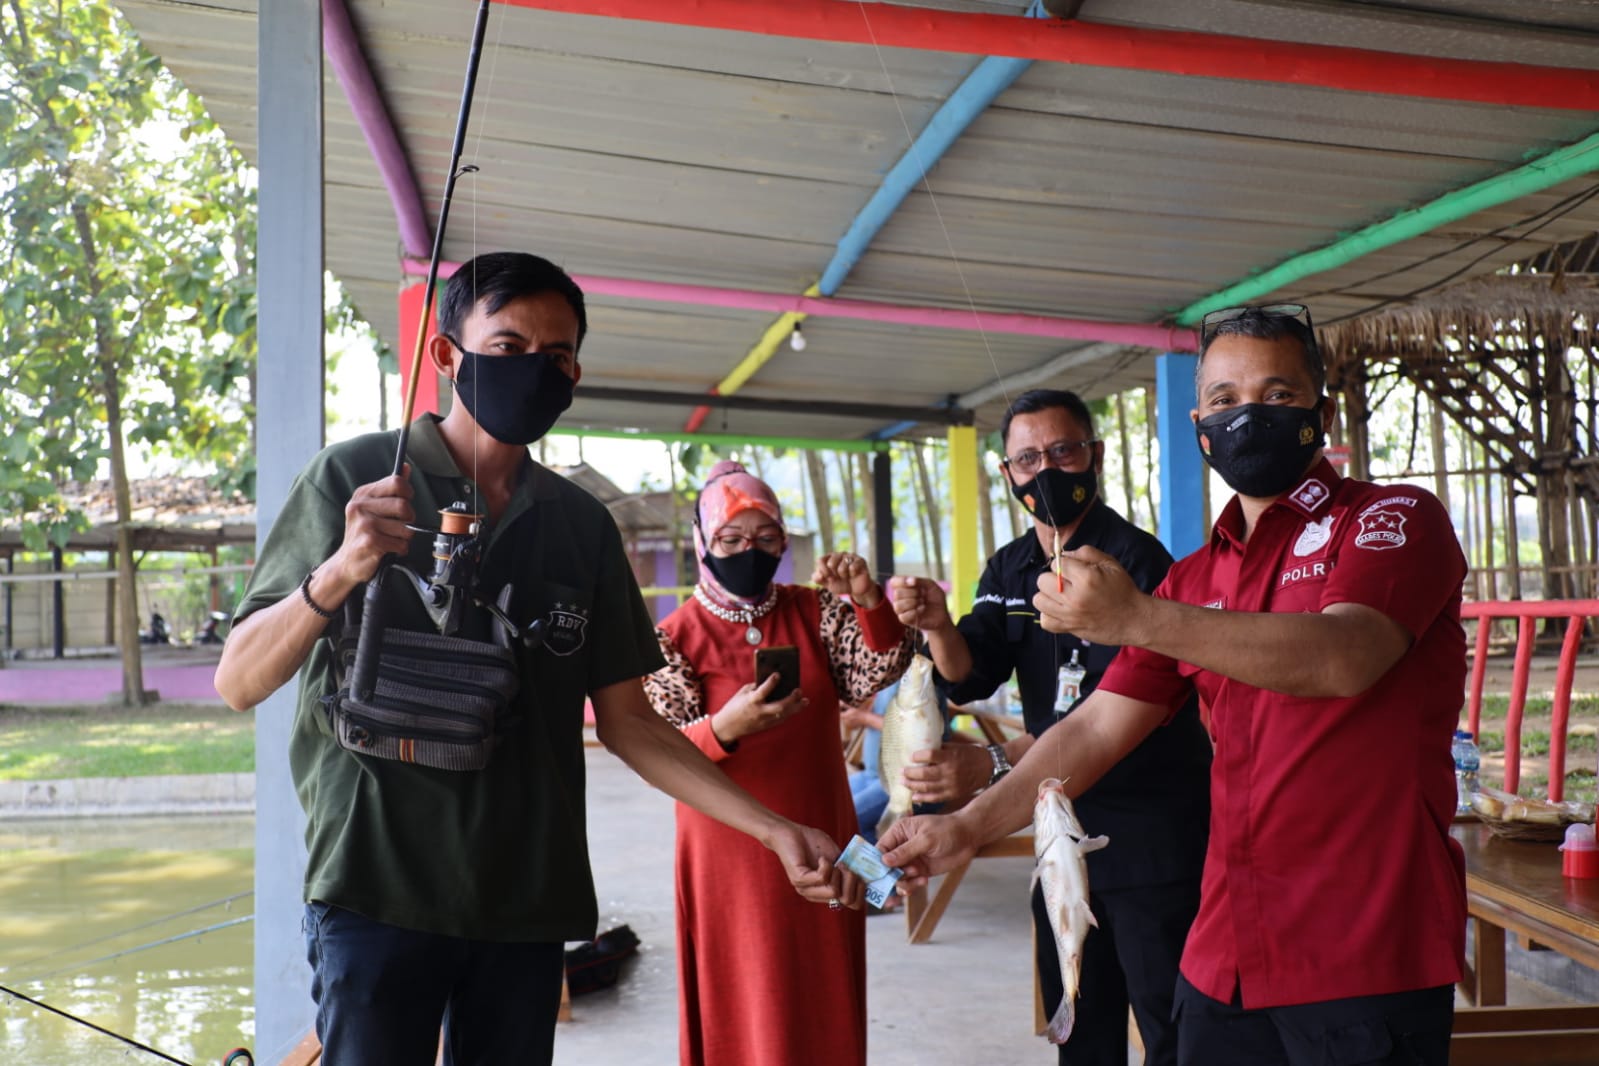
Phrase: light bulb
[{"left": 789, "top": 324, "right": 807, "bottom": 351}]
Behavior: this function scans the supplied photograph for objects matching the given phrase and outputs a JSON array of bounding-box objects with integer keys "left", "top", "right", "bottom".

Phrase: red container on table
[{"left": 1560, "top": 823, "right": 1599, "bottom": 879}]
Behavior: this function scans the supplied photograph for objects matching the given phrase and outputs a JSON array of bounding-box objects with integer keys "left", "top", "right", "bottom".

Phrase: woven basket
[{"left": 1478, "top": 815, "right": 1574, "bottom": 844}]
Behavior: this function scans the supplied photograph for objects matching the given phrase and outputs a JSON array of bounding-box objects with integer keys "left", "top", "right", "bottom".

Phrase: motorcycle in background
[{"left": 197, "top": 611, "right": 229, "bottom": 645}]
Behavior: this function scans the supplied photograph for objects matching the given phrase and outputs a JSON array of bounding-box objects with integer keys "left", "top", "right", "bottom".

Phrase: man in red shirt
[{"left": 881, "top": 304, "right": 1466, "bottom": 1065}]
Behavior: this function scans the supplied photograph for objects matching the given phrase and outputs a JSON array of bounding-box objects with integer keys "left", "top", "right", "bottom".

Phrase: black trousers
[
  {"left": 1173, "top": 974, "right": 1455, "bottom": 1066},
  {"left": 1033, "top": 877, "right": 1200, "bottom": 1066}
]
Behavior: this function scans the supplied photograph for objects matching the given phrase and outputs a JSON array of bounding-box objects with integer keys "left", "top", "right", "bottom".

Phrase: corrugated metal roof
[{"left": 115, "top": 0, "right": 1599, "bottom": 440}]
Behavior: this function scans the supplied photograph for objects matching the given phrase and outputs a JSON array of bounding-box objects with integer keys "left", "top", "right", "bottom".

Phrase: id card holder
[{"left": 1054, "top": 649, "right": 1086, "bottom": 717}]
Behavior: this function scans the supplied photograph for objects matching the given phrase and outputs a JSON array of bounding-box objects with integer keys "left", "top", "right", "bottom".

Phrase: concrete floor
[{"left": 558, "top": 743, "right": 1053, "bottom": 1066}]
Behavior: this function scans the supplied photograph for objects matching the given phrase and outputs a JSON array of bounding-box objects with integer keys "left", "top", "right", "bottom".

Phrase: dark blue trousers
[{"left": 303, "top": 902, "right": 565, "bottom": 1066}]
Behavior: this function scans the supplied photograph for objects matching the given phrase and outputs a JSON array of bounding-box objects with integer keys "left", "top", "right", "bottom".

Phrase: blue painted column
[
  {"left": 1156, "top": 353, "right": 1207, "bottom": 560},
  {"left": 257, "top": 0, "right": 323, "bottom": 1058}
]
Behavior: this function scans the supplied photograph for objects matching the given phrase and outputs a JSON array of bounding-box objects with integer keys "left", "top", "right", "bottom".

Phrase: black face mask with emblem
[
  {"left": 1196, "top": 399, "right": 1324, "bottom": 498},
  {"left": 703, "top": 546, "right": 783, "bottom": 600},
  {"left": 1011, "top": 467, "right": 1097, "bottom": 529}
]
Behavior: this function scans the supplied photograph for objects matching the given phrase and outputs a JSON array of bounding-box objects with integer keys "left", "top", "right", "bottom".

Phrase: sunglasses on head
[{"left": 1199, "top": 303, "right": 1314, "bottom": 349}]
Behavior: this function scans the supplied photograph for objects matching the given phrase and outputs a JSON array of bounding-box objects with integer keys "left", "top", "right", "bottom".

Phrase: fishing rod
[
  {"left": 349, "top": 0, "right": 496, "bottom": 703},
  {"left": 0, "top": 982, "right": 197, "bottom": 1066}
]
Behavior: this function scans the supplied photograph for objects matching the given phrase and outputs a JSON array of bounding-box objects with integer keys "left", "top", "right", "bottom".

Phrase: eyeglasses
[
  {"left": 1002, "top": 440, "right": 1099, "bottom": 477},
  {"left": 1199, "top": 303, "right": 1314, "bottom": 350},
  {"left": 714, "top": 532, "right": 784, "bottom": 553}
]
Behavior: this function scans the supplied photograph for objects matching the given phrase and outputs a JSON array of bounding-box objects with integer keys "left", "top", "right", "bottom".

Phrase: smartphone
[{"left": 753, "top": 645, "right": 801, "bottom": 701}]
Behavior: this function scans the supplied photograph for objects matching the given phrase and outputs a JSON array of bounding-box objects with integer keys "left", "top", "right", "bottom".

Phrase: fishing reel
[{"left": 389, "top": 500, "right": 548, "bottom": 647}]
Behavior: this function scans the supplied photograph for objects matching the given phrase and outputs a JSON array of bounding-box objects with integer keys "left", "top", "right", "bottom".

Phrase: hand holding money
[{"left": 837, "top": 835, "right": 906, "bottom": 910}]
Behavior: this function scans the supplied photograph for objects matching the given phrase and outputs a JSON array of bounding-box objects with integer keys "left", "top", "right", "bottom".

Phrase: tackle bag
[{"left": 324, "top": 610, "right": 521, "bottom": 772}]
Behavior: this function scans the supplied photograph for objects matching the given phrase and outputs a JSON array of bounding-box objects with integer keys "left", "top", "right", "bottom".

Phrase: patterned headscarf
[{"left": 694, "top": 460, "right": 786, "bottom": 605}]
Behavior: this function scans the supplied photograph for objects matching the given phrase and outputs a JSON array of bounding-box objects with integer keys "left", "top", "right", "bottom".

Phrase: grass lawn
[{"left": 0, "top": 702, "right": 253, "bottom": 781}]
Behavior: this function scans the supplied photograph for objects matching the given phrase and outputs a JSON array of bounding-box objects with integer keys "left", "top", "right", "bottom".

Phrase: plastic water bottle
[{"left": 1452, "top": 730, "right": 1480, "bottom": 814}]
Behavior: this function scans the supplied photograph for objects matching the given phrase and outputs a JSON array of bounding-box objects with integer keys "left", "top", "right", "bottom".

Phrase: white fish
[
  {"left": 875, "top": 655, "right": 944, "bottom": 840},
  {"left": 1034, "top": 777, "right": 1109, "bottom": 1045}
]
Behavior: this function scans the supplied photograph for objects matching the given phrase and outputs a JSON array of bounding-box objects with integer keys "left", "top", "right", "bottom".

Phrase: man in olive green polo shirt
[{"left": 216, "top": 252, "right": 853, "bottom": 1065}]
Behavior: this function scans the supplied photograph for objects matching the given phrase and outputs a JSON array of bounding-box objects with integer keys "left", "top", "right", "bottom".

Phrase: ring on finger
[{"left": 828, "top": 898, "right": 841, "bottom": 911}]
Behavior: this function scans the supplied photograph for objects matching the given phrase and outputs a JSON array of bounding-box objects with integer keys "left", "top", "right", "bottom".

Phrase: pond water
[{"left": 0, "top": 816, "right": 254, "bottom": 1066}]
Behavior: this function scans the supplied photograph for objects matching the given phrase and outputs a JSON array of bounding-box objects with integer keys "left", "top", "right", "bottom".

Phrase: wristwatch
[{"left": 985, "top": 743, "right": 1012, "bottom": 787}]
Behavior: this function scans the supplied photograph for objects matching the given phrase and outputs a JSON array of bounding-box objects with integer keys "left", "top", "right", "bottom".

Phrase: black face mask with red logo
[
  {"left": 1010, "top": 467, "right": 1097, "bottom": 529},
  {"left": 1196, "top": 399, "right": 1324, "bottom": 498}
]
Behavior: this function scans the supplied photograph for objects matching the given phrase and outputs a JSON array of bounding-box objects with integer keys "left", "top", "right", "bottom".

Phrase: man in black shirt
[{"left": 889, "top": 388, "right": 1211, "bottom": 1066}]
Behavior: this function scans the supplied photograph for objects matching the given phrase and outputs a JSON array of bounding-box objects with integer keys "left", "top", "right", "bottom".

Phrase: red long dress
[{"left": 645, "top": 585, "right": 911, "bottom": 1066}]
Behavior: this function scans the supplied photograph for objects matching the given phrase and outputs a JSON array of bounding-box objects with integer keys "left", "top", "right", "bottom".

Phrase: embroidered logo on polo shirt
[
  {"left": 1202, "top": 598, "right": 1226, "bottom": 609},
  {"left": 1279, "top": 561, "right": 1328, "bottom": 588},
  {"left": 1287, "top": 479, "right": 1330, "bottom": 513},
  {"left": 1354, "top": 509, "right": 1407, "bottom": 550},
  {"left": 544, "top": 601, "right": 590, "bottom": 656},
  {"left": 1292, "top": 514, "right": 1335, "bottom": 557}
]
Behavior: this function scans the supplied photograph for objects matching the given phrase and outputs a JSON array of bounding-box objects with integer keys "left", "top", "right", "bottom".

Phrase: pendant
[{"left": 745, "top": 625, "right": 763, "bottom": 646}]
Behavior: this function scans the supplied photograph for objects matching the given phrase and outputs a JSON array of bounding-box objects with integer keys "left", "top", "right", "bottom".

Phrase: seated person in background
[{"left": 842, "top": 694, "right": 890, "bottom": 843}]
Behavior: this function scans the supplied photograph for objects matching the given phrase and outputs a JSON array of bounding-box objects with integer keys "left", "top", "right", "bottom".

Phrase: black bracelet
[{"left": 299, "top": 571, "right": 335, "bottom": 620}]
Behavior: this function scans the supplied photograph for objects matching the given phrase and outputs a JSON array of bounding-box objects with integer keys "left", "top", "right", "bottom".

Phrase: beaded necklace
[{"left": 693, "top": 583, "right": 779, "bottom": 646}]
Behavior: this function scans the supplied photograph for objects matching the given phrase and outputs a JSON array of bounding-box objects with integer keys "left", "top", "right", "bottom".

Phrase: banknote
[{"left": 838, "top": 834, "right": 904, "bottom": 909}]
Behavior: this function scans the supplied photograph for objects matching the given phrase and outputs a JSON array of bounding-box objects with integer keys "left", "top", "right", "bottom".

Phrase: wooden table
[{"left": 1451, "top": 822, "right": 1599, "bottom": 1065}]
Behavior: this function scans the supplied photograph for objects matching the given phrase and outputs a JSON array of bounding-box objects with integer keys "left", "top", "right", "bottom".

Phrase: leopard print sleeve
[
  {"left": 816, "top": 588, "right": 914, "bottom": 707},
  {"left": 642, "top": 627, "right": 705, "bottom": 727}
]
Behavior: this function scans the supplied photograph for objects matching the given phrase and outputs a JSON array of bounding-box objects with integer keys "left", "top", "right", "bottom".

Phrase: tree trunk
[
  {"left": 1115, "top": 391, "right": 1135, "bottom": 524},
  {"left": 1143, "top": 389, "right": 1160, "bottom": 537},
  {"left": 856, "top": 453, "right": 876, "bottom": 566},
  {"left": 1343, "top": 369, "right": 1371, "bottom": 483},
  {"left": 913, "top": 443, "right": 945, "bottom": 581},
  {"left": 1428, "top": 396, "right": 1450, "bottom": 514},
  {"left": 805, "top": 450, "right": 835, "bottom": 555},
  {"left": 833, "top": 452, "right": 859, "bottom": 554},
  {"left": 666, "top": 444, "right": 684, "bottom": 586},
  {"left": 976, "top": 450, "right": 995, "bottom": 562},
  {"left": 74, "top": 201, "right": 146, "bottom": 705}
]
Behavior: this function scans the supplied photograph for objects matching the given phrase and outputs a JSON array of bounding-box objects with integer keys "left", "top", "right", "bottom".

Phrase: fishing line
[
  {"left": 0, "top": 982, "right": 195, "bottom": 1066},
  {"left": 14, "top": 916, "right": 254, "bottom": 985},
  {"left": 855, "top": 0, "right": 1070, "bottom": 775},
  {"left": 0, "top": 890, "right": 252, "bottom": 977},
  {"left": 466, "top": 3, "right": 506, "bottom": 522}
]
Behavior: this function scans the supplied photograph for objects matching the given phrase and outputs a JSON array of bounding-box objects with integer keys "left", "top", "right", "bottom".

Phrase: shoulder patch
[{"left": 1354, "top": 509, "right": 1407, "bottom": 550}]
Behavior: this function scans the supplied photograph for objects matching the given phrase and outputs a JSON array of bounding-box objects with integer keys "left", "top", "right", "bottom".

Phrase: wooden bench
[
  {"left": 901, "top": 706, "right": 1032, "bottom": 945},
  {"left": 1452, "top": 821, "right": 1599, "bottom": 1064}
]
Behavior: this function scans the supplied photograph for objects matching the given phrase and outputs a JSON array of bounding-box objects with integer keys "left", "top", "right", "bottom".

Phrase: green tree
[{"left": 0, "top": 0, "right": 256, "bottom": 702}]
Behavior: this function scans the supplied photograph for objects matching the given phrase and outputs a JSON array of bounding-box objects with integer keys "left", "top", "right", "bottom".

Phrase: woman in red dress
[{"left": 643, "top": 460, "right": 912, "bottom": 1066}]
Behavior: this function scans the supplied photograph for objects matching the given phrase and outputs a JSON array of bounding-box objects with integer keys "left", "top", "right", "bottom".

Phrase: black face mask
[
  {"left": 452, "top": 348, "right": 575, "bottom": 446},
  {"left": 702, "top": 547, "right": 783, "bottom": 600},
  {"left": 1011, "top": 467, "right": 1098, "bottom": 529},
  {"left": 1196, "top": 400, "right": 1325, "bottom": 498}
]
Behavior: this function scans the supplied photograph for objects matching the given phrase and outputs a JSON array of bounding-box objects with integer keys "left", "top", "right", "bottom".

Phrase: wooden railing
[{"left": 1461, "top": 599, "right": 1597, "bottom": 800}]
